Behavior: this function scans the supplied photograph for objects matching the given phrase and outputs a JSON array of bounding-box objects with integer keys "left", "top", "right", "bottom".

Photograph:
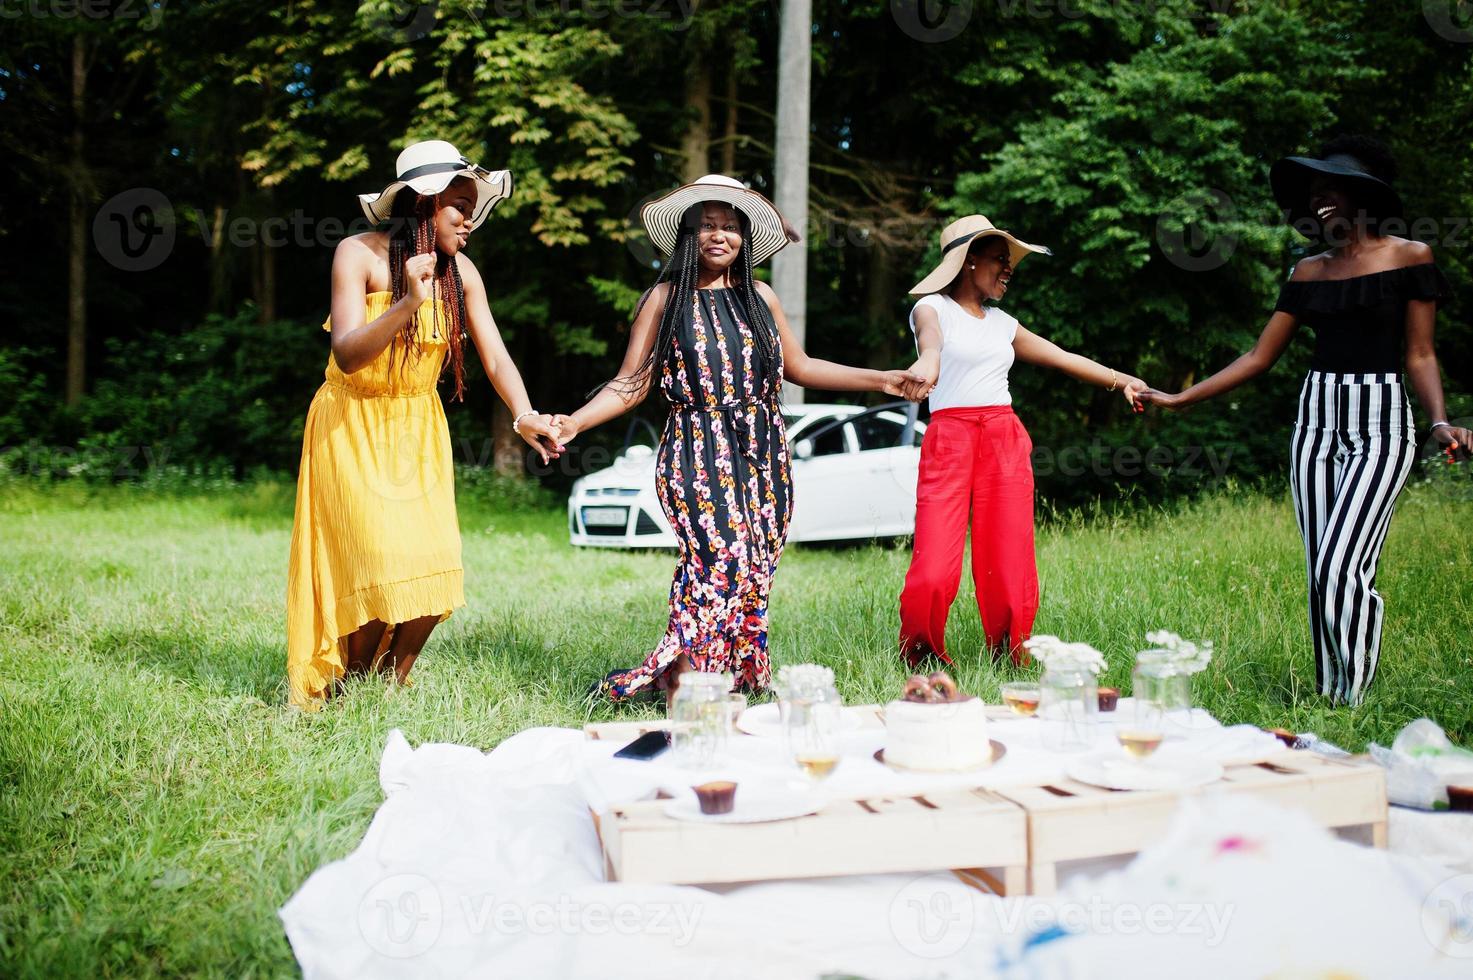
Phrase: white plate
[
  {"left": 664, "top": 790, "right": 823, "bottom": 824},
  {"left": 736, "top": 702, "right": 865, "bottom": 738},
  {"left": 1066, "top": 752, "right": 1224, "bottom": 791}
]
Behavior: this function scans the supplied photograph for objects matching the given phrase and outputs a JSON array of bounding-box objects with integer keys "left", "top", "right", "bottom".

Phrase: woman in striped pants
[{"left": 1140, "top": 136, "right": 1469, "bottom": 705}]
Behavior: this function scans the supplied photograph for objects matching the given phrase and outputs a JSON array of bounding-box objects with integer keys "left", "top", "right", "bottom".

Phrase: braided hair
[
  {"left": 615, "top": 202, "right": 779, "bottom": 399},
  {"left": 385, "top": 184, "right": 470, "bottom": 401}
]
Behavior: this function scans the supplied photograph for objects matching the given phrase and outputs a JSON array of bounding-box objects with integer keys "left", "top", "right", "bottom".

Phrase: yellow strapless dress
[{"left": 286, "top": 291, "right": 465, "bottom": 709}]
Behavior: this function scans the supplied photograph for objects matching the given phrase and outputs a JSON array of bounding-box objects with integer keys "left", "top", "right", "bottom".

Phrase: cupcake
[
  {"left": 1096, "top": 687, "right": 1119, "bottom": 712},
  {"left": 692, "top": 781, "right": 737, "bottom": 815}
]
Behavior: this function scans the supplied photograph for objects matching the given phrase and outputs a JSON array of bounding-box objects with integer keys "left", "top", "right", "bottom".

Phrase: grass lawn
[{"left": 1, "top": 477, "right": 1469, "bottom": 976}]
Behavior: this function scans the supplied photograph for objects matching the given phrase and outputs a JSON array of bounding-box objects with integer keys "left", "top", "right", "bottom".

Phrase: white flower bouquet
[
  {"left": 1022, "top": 635, "right": 1108, "bottom": 675},
  {"left": 1144, "top": 630, "right": 1214, "bottom": 674},
  {"left": 775, "top": 663, "right": 836, "bottom": 694}
]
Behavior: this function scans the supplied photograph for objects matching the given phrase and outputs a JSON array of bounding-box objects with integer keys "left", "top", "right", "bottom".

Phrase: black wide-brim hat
[{"left": 1270, "top": 153, "right": 1403, "bottom": 241}]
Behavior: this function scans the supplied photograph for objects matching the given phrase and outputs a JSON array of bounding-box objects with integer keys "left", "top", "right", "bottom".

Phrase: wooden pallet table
[
  {"left": 991, "top": 751, "right": 1388, "bottom": 895},
  {"left": 584, "top": 715, "right": 1028, "bottom": 893},
  {"left": 583, "top": 714, "right": 1387, "bottom": 897}
]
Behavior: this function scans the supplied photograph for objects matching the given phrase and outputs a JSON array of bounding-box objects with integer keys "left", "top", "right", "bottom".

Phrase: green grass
[{"left": 1, "top": 477, "right": 1469, "bottom": 977}]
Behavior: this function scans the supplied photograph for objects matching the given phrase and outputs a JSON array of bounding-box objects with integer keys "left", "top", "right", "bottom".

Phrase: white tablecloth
[
  {"left": 280, "top": 725, "right": 1473, "bottom": 978},
  {"left": 580, "top": 708, "right": 1285, "bottom": 813}
]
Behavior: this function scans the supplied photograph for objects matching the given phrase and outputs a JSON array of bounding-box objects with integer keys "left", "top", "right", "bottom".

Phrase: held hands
[
  {"left": 548, "top": 414, "right": 581, "bottom": 446},
  {"left": 403, "top": 253, "right": 437, "bottom": 306},
  {"left": 1432, "top": 423, "right": 1472, "bottom": 463},
  {"left": 1120, "top": 375, "right": 1148, "bottom": 412},
  {"left": 1134, "top": 388, "right": 1186, "bottom": 411},
  {"left": 898, "top": 354, "right": 940, "bottom": 403},
  {"left": 882, "top": 367, "right": 934, "bottom": 402},
  {"left": 516, "top": 413, "right": 565, "bottom": 465}
]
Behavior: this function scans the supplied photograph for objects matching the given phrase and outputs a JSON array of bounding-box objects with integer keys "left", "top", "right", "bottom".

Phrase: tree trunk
[
  {"left": 721, "top": 71, "right": 738, "bottom": 173},
  {"left": 863, "top": 240, "right": 899, "bottom": 369},
  {"left": 256, "top": 190, "right": 277, "bottom": 323},
  {"left": 490, "top": 399, "right": 524, "bottom": 476},
  {"left": 65, "top": 35, "right": 89, "bottom": 407},
  {"left": 680, "top": 62, "right": 712, "bottom": 182},
  {"left": 207, "top": 203, "right": 229, "bottom": 313},
  {"left": 772, "top": 0, "right": 812, "bottom": 404}
]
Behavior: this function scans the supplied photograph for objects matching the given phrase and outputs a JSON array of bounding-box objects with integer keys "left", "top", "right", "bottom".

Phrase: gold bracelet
[{"left": 1108, "top": 368, "right": 1118, "bottom": 392}]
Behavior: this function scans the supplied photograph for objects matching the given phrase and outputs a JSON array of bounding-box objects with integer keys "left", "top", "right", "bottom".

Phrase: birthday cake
[{"left": 884, "top": 672, "right": 991, "bottom": 771}]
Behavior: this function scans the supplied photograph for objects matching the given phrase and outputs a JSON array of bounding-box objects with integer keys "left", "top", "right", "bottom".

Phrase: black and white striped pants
[{"left": 1289, "top": 371, "right": 1416, "bottom": 706}]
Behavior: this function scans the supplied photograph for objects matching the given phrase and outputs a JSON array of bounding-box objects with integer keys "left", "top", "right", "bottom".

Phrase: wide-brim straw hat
[
  {"left": 640, "top": 174, "right": 800, "bottom": 266},
  {"left": 358, "top": 140, "right": 513, "bottom": 231},
  {"left": 1269, "top": 152, "right": 1403, "bottom": 241},
  {"left": 910, "top": 215, "right": 1050, "bottom": 295}
]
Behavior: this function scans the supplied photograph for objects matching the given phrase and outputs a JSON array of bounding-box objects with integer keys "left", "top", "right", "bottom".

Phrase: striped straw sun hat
[
  {"left": 358, "top": 140, "right": 513, "bottom": 231},
  {"left": 909, "top": 215, "right": 1050, "bottom": 295}
]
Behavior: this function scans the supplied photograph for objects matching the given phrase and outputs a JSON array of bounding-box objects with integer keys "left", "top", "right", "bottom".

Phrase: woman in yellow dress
[{"left": 286, "top": 141, "right": 563, "bottom": 709}]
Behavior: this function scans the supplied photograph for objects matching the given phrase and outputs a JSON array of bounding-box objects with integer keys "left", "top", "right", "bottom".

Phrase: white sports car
[{"left": 567, "top": 402, "right": 925, "bottom": 548}]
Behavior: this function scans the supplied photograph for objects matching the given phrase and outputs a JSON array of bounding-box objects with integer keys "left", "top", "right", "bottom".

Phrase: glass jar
[
  {"left": 669, "top": 671, "right": 733, "bottom": 768},
  {"left": 779, "top": 675, "right": 844, "bottom": 781},
  {"left": 1038, "top": 661, "right": 1099, "bottom": 752},
  {"left": 1132, "top": 651, "right": 1193, "bottom": 737}
]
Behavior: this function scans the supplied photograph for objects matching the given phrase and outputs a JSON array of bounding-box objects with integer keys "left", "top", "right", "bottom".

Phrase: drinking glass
[
  {"left": 1117, "top": 693, "right": 1166, "bottom": 763},
  {"left": 669, "top": 672, "right": 733, "bottom": 768},
  {"left": 783, "top": 682, "right": 843, "bottom": 782},
  {"left": 1000, "top": 682, "right": 1042, "bottom": 718}
]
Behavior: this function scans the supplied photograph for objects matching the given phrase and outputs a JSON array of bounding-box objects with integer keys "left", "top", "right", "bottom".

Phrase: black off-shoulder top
[{"left": 1273, "top": 263, "right": 1452, "bottom": 373}]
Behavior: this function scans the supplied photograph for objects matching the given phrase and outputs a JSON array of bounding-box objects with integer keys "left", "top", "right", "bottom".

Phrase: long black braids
[
  {"left": 610, "top": 203, "right": 779, "bottom": 400},
  {"left": 385, "top": 185, "right": 470, "bottom": 401}
]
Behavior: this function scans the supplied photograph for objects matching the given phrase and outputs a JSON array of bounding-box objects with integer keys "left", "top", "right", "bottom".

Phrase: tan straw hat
[
  {"left": 358, "top": 140, "right": 513, "bottom": 231},
  {"left": 909, "top": 215, "right": 1050, "bottom": 295},
  {"left": 640, "top": 174, "right": 800, "bottom": 266}
]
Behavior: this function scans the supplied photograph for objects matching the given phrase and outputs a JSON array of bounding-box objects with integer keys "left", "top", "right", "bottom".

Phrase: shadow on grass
[{"left": 90, "top": 626, "right": 284, "bottom": 702}]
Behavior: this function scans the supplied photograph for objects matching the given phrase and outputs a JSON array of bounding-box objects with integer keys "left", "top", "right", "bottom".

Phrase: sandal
[{"left": 585, "top": 669, "right": 663, "bottom": 705}]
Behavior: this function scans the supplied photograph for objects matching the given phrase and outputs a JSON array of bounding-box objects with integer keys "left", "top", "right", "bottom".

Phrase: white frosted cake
[{"left": 884, "top": 696, "right": 991, "bottom": 771}]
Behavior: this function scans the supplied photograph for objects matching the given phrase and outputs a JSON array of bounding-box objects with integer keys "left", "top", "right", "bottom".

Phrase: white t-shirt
[{"left": 909, "top": 294, "right": 1018, "bottom": 410}]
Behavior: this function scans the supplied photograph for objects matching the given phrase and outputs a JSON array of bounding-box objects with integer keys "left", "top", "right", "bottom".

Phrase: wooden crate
[
  {"left": 992, "top": 752, "right": 1388, "bottom": 895},
  {"left": 583, "top": 717, "right": 1386, "bottom": 897},
  {"left": 584, "top": 714, "right": 1026, "bottom": 891},
  {"left": 592, "top": 786, "right": 1029, "bottom": 893}
]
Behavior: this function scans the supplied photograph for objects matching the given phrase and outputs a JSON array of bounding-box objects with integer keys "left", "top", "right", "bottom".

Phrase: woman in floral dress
[{"left": 554, "top": 175, "right": 924, "bottom": 703}]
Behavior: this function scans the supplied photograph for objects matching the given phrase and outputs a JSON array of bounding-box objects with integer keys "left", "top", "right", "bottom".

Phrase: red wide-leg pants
[{"left": 899, "top": 406, "right": 1039, "bottom": 667}]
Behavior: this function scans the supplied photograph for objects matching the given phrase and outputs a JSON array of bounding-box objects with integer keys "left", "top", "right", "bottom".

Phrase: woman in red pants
[{"left": 898, "top": 215, "right": 1146, "bottom": 667}]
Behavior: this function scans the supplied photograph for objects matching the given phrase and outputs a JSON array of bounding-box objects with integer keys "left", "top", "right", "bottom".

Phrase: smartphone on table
[{"left": 613, "top": 730, "right": 671, "bottom": 761}]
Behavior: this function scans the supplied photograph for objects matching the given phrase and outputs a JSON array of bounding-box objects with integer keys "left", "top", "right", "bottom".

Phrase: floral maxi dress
[{"left": 605, "top": 287, "right": 793, "bottom": 699}]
